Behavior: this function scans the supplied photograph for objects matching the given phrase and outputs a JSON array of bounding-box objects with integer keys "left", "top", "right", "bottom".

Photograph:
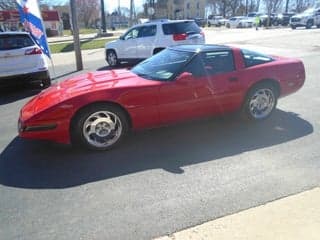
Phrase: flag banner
[{"left": 16, "top": 0, "right": 51, "bottom": 59}]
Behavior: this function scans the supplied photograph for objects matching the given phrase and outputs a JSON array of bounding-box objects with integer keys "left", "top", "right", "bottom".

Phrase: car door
[
  {"left": 136, "top": 25, "right": 157, "bottom": 59},
  {"left": 0, "top": 34, "right": 38, "bottom": 77},
  {"left": 116, "top": 27, "right": 140, "bottom": 59},
  {"left": 198, "top": 50, "right": 244, "bottom": 114}
]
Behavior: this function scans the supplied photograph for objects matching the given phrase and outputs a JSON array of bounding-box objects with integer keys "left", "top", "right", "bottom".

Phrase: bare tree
[
  {"left": 0, "top": 0, "right": 16, "bottom": 10},
  {"left": 76, "top": 0, "right": 99, "bottom": 28}
]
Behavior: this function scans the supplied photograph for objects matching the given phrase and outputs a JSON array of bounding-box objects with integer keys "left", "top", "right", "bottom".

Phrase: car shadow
[
  {"left": 0, "top": 109, "right": 313, "bottom": 189},
  {"left": 0, "top": 87, "right": 42, "bottom": 105}
]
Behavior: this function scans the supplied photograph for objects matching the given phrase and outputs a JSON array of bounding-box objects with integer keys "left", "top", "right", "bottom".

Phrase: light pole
[
  {"left": 70, "top": 0, "right": 83, "bottom": 71},
  {"left": 100, "top": 0, "right": 106, "bottom": 32}
]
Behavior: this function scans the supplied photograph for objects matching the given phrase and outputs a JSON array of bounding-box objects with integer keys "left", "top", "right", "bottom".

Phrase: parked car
[
  {"left": 194, "top": 18, "right": 206, "bottom": 27},
  {"left": 226, "top": 17, "right": 253, "bottom": 28},
  {"left": 18, "top": 44, "right": 305, "bottom": 151},
  {"left": 105, "top": 20, "right": 205, "bottom": 67},
  {"left": 273, "top": 12, "right": 296, "bottom": 26},
  {"left": 0, "top": 32, "right": 50, "bottom": 88},
  {"left": 290, "top": 8, "right": 320, "bottom": 29},
  {"left": 207, "top": 15, "right": 227, "bottom": 27}
]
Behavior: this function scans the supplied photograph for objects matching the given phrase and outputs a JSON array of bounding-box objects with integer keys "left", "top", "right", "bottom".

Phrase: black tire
[
  {"left": 106, "top": 50, "right": 119, "bottom": 67},
  {"left": 71, "top": 103, "right": 129, "bottom": 151},
  {"left": 306, "top": 20, "right": 313, "bottom": 29},
  {"left": 153, "top": 48, "right": 164, "bottom": 55},
  {"left": 41, "top": 78, "right": 51, "bottom": 89},
  {"left": 317, "top": 25, "right": 320, "bottom": 28},
  {"left": 291, "top": 24, "right": 296, "bottom": 29},
  {"left": 241, "top": 82, "right": 278, "bottom": 122},
  {"left": 226, "top": 23, "right": 230, "bottom": 28},
  {"left": 208, "top": 22, "right": 211, "bottom": 27}
]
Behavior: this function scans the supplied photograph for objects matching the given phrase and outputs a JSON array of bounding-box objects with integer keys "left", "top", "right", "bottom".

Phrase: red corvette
[{"left": 18, "top": 45, "right": 305, "bottom": 150}]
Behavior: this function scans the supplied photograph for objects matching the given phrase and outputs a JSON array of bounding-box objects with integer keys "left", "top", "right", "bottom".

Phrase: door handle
[{"left": 229, "top": 77, "right": 238, "bottom": 82}]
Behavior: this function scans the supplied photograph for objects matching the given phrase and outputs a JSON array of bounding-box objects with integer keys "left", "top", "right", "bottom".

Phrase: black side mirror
[{"left": 119, "top": 35, "right": 124, "bottom": 40}]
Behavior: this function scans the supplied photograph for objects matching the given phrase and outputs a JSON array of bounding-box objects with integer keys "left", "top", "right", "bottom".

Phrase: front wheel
[
  {"left": 106, "top": 50, "right": 119, "bottom": 67},
  {"left": 306, "top": 20, "right": 313, "bottom": 29},
  {"left": 71, "top": 104, "right": 129, "bottom": 151},
  {"left": 241, "top": 83, "right": 278, "bottom": 121}
]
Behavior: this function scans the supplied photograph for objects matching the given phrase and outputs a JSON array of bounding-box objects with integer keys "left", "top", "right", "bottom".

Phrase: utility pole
[
  {"left": 129, "top": 0, "right": 133, "bottom": 27},
  {"left": 70, "top": 0, "right": 83, "bottom": 71},
  {"left": 101, "top": 0, "right": 106, "bottom": 32}
]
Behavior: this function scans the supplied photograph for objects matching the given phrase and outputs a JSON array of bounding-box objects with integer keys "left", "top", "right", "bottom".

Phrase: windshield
[{"left": 131, "top": 48, "right": 194, "bottom": 81}]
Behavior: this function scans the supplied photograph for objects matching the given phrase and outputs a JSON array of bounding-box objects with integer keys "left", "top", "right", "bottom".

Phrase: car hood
[
  {"left": 21, "top": 69, "right": 150, "bottom": 121},
  {"left": 106, "top": 39, "right": 119, "bottom": 49}
]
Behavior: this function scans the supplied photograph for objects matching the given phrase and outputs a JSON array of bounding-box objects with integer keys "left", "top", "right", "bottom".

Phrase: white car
[
  {"left": 105, "top": 20, "right": 205, "bottom": 67},
  {"left": 226, "top": 17, "right": 253, "bottom": 28},
  {"left": 0, "top": 32, "right": 50, "bottom": 88}
]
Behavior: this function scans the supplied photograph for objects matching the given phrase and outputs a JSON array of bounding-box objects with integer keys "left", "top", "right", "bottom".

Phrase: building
[
  {"left": 0, "top": 10, "right": 63, "bottom": 36},
  {"left": 166, "top": 0, "right": 206, "bottom": 20}
]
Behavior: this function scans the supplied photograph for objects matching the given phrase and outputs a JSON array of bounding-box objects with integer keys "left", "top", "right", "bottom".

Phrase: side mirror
[
  {"left": 176, "top": 72, "right": 193, "bottom": 83},
  {"left": 119, "top": 35, "right": 124, "bottom": 40}
]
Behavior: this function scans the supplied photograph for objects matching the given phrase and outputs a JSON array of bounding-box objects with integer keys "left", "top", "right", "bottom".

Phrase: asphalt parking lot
[{"left": 0, "top": 28, "right": 320, "bottom": 240}]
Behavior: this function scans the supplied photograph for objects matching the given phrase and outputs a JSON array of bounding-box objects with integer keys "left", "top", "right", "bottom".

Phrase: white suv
[
  {"left": 0, "top": 32, "right": 50, "bottom": 88},
  {"left": 105, "top": 20, "right": 205, "bottom": 67}
]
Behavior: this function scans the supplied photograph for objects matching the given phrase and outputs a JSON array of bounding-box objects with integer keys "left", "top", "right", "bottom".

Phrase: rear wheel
[
  {"left": 291, "top": 24, "right": 296, "bottom": 29},
  {"left": 241, "top": 83, "right": 278, "bottom": 121},
  {"left": 317, "top": 25, "right": 320, "bottom": 28},
  {"left": 106, "top": 50, "right": 118, "bottom": 67},
  {"left": 40, "top": 78, "right": 51, "bottom": 89},
  {"left": 71, "top": 104, "right": 129, "bottom": 151}
]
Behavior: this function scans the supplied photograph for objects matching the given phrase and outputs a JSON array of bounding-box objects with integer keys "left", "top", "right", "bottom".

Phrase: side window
[
  {"left": 124, "top": 27, "right": 140, "bottom": 40},
  {"left": 183, "top": 55, "right": 205, "bottom": 77},
  {"left": 201, "top": 51, "right": 235, "bottom": 75},
  {"left": 241, "top": 49, "right": 274, "bottom": 68},
  {"left": 138, "top": 25, "right": 157, "bottom": 38}
]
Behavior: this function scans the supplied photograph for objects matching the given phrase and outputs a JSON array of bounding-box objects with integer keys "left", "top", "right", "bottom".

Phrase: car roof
[
  {"left": 133, "top": 19, "right": 195, "bottom": 27},
  {"left": 168, "top": 44, "right": 232, "bottom": 53}
]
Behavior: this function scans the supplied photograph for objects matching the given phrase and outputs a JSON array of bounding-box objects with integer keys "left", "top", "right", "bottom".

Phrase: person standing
[{"left": 255, "top": 15, "right": 260, "bottom": 30}]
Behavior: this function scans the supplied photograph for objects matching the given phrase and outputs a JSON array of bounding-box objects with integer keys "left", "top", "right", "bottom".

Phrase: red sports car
[{"left": 18, "top": 45, "right": 305, "bottom": 150}]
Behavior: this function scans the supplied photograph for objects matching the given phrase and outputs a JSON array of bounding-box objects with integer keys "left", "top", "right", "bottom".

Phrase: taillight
[
  {"left": 200, "top": 31, "right": 205, "bottom": 37},
  {"left": 173, "top": 33, "right": 187, "bottom": 41},
  {"left": 25, "top": 48, "right": 42, "bottom": 55}
]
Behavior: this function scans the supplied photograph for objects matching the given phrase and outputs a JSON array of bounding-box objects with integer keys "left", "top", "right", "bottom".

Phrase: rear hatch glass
[
  {"left": 162, "top": 21, "right": 201, "bottom": 35},
  {"left": 0, "top": 34, "right": 35, "bottom": 50}
]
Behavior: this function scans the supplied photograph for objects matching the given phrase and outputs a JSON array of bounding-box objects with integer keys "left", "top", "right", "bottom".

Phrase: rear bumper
[{"left": 0, "top": 70, "right": 50, "bottom": 87}]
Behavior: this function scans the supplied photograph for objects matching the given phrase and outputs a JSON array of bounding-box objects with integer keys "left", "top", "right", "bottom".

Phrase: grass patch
[
  {"left": 49, "top": 38, "right": 117, "bottom": 54},
  {"left": 62, "top": 28, "right": 99, "bottom": 36}
]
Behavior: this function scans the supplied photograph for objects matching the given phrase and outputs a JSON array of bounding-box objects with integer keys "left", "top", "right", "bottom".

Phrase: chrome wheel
[
  {"left": 249, "top": 88, "right": 275, "bottom": 119},
  {"left": 83, "top": 111, "right": 122, "bottom": 148},
  {"left": 107, "top": 51, "right": 118, "bottom": 66}
]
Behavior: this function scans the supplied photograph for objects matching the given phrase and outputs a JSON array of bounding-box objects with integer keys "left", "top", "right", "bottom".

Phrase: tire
[
  {"left": 241, "top": 83, "right": 278, "bottom": 121},
  {"left": 317, "top": 25, "right": 320, "bottom": 28},
  {"left": 153, "top": 48, "right": 164, "bottom": 55},
  {"left": 306, "top": 20, "right": 313, "bottom": 29},
  {"left": 226, "top": 23, "right": 230, "bottom": 28},
  {"left": 106, "top": 50, "right": 118, "bottom": 67},
  {"left": 291, "top": 24, "right": 296, "bottom": 29},
  {"left": 41, "top": 78, "right": 51, "bottom": 89},
  {"left": 71, "top": 103, "right": 129, "bottom": 151}
]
